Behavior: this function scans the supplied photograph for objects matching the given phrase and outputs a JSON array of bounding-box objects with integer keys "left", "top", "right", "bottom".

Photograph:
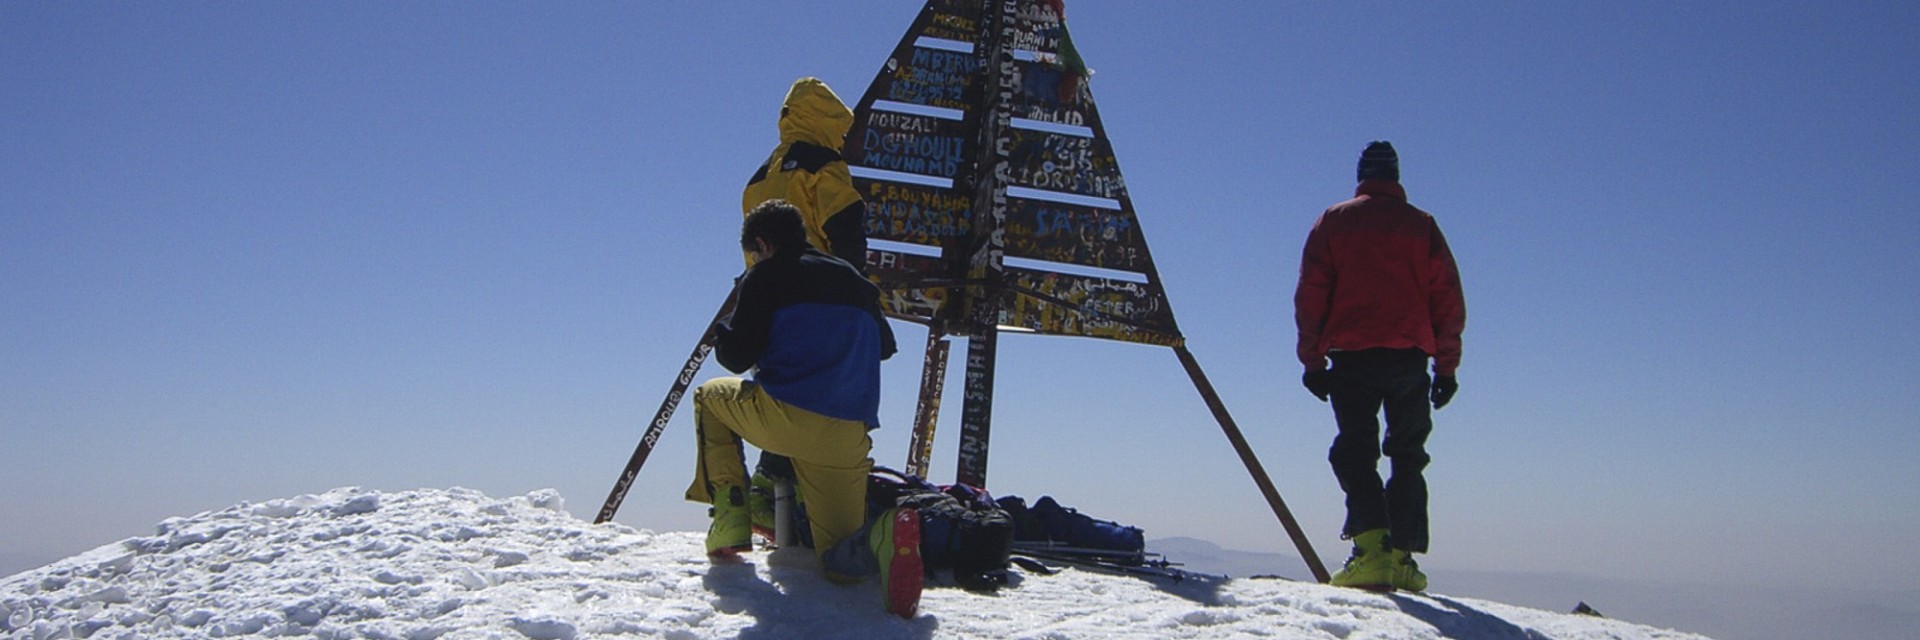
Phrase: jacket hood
[{"left": 778, "top": 77, "right": 854, "bottom": 150}]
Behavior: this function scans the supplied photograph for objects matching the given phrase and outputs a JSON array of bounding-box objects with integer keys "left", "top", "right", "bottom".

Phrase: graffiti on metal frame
[
  {"left": 1016, "top": 64, "right": 1088, "bottom": 107},
  {"left": 868, "top": 250, "right": 949, "bottom": 319},
  {"left": 865, "top": 182, "right": 974, "bottom": 245},
  {"left": 884, "top": 47, "right": 983, "bottom": 111},
  {"left": 844, "top": 0, "right": 1182, "bottom": 346},
  {"left": 918, "top": 0, "right": 984, "bottom": 42},
  {"left": 1008, "top": 3, "right": 1066, "bottom": 52},
  {"left": 1002, "top": 200, "right": 1143, "bottom": 271},
  {"left": 1001, "top": 270, "right": 1178, "bottom": 346},
  {"left": 864, "top": 110, "right": 950, "bottom": 135},
  {"left": 1006, "top": 128, "right": 1124, "bottom": 199},
  {"left": 861, "top": 129, "right": 968, "bottom": 178}
]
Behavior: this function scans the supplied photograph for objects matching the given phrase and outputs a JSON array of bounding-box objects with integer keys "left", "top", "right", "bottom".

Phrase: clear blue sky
[{"left": 5, "top": 0, "right": 1916, "bottom": 606}]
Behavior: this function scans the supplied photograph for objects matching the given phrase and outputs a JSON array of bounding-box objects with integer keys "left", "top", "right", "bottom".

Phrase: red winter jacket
[{"left": 1294, "top": 180, "right": 1465, "bottom": 375}]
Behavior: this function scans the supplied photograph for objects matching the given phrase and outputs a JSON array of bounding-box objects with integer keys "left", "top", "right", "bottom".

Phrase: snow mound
[{"left": 0, "top": 487, "right": 1714, "bottom": 639}]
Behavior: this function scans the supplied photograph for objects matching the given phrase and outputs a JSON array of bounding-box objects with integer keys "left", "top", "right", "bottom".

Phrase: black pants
[{"left": 1327, "top": 348, "right": 1433, "bottom": 553}]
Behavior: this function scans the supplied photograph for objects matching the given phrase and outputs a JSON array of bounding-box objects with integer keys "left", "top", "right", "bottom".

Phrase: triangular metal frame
[
  {"left": 843, "top": 0, "right": 1327, "bottom": 581},
  {"left": 597, "top": 0, "right": 1328, "bottom": 583}
]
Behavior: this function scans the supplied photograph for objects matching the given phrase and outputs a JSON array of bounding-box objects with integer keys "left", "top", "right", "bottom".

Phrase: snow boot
[
  {"left": 1329, "top": 528, "right": 1393, "bottom": 590},
  {"left": 748, "top": 473, "right": 777, "bottom": 539},
  {"left": 870, "top": 507, "right": 924, "bottom": 619},
  {"left": 1389, "top": 549, "right": 1428, "bottom": 592},
  {"left": 706, "top": 485, "right": 753, "bottom": 562}
]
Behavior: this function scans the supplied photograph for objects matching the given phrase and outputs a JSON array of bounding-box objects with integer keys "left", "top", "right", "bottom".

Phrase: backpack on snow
[
  {"left": 866, "top": 467, "right": 1014, "bottom": 591},
  {"left": 996, "top": 494, "right": 1145, "bottom": 558}
]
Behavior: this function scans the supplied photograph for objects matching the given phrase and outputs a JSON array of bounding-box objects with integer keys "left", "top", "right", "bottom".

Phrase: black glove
[
  {"left": 1302, "top": 369, "right": 1333, "bottom": 402},
  {"left": 1431, "top": 374, "right": 1459, "bottom": 409}
]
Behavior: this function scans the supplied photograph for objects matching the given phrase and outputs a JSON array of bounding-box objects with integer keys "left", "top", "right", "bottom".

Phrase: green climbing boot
[
  {"left": 1328, "top": 529, "right": 1393, "bottom": 589},
  {"left": 748, "top": 473, "right": 777, "bottom": 539},
  {"left": 870, "top": 507, "right": 924, "bottom": 618},
  {"left": 1389, "top": 548, "right": 1428, "bottom": 592},
  {"left": 706, "top": 485, "right": 752, "bottom": 561}
]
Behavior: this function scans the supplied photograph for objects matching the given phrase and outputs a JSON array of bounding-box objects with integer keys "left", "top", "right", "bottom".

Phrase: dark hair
[{"left": 742, "top": 199, "right": 809, "bottom": 252}]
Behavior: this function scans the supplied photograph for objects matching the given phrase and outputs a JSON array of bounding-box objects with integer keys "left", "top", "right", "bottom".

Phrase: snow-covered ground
[{"left": 0, "top": 487, "right": 1713, "bottom": 639}]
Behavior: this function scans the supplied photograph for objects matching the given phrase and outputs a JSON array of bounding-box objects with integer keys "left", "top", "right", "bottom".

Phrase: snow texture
[{"left": 0, "top": 487, "right": 1714, "bottom": 639}]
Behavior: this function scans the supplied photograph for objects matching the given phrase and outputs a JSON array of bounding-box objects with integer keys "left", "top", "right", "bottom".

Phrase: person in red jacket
[{"left": 1294, "top": 141, "right": 1466, "bottom": 592}]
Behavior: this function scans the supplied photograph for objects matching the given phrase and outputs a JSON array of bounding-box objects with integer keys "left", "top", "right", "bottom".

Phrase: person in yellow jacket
[{"left": 743, "top": 77, "right": 868, "bottom": 272}]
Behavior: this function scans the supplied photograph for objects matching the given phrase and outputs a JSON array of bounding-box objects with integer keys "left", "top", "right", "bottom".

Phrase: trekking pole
[
  {"left": 594, "top": 285, "right": 740, "bottom": 525},
  {"left": 1173, "top": 345, "right": 1331, "bottom": 583}
]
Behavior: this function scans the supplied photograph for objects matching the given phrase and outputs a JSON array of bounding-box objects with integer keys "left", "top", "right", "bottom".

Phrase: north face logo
[{"left": 782, "top": 160, "right": 799, "bottom": 171}]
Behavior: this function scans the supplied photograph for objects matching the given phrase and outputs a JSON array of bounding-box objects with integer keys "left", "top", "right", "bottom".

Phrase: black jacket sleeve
[
  {"left": 874, "top": 301, "right": 897, "bottom": 361},
  {"left": 822, "top": 199, "right": 869, "bottom": 274},
  {"left": 714, "top": 270, "right": 774, "bottom": 374}
]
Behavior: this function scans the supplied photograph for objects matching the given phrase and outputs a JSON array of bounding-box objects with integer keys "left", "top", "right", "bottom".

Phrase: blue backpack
[{"left": 997, "top": 494, "right": 1146, "bottom": 556}]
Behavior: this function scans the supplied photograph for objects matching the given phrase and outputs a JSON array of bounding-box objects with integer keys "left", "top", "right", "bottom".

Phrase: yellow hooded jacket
[{"left": 743, "top": 77, "right": 868, "bottom": 272}]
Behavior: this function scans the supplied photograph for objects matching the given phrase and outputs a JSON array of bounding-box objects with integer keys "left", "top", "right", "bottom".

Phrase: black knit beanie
[{"left": 1357, "top": 141, "right": 1399, "bottom": 182}]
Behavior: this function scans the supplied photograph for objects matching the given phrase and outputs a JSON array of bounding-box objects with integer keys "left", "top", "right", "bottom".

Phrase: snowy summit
[{"left": 0, "top": 487, "right": 1711, "bottom": 639}]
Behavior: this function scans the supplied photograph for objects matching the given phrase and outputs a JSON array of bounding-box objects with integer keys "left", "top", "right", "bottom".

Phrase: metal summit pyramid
[
  {"left": 842, "top": 0, "right": 1185, "bottom": 488},
  {"left": 599, "top": 0, "right": 1329, "bottom": 582}
]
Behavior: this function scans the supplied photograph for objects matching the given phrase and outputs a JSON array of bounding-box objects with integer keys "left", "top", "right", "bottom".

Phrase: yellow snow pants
[{"left": 684, "top": 377, "right": 873, "bottom": 558}]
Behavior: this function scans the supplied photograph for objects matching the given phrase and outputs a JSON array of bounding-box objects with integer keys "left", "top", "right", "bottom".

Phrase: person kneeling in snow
[{"left": 684, "top": 200, "right": 923, "bottom": 618}]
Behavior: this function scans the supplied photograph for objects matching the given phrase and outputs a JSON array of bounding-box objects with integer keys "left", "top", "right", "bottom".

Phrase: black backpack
[{"left": 867, "top": 467, "right": 1014, "bottom": 591}]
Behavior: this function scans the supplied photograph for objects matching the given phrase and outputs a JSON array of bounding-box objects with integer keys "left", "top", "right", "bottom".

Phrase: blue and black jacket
[{"left": 715, "top": 246, "right": 896, "bottom": 428}]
